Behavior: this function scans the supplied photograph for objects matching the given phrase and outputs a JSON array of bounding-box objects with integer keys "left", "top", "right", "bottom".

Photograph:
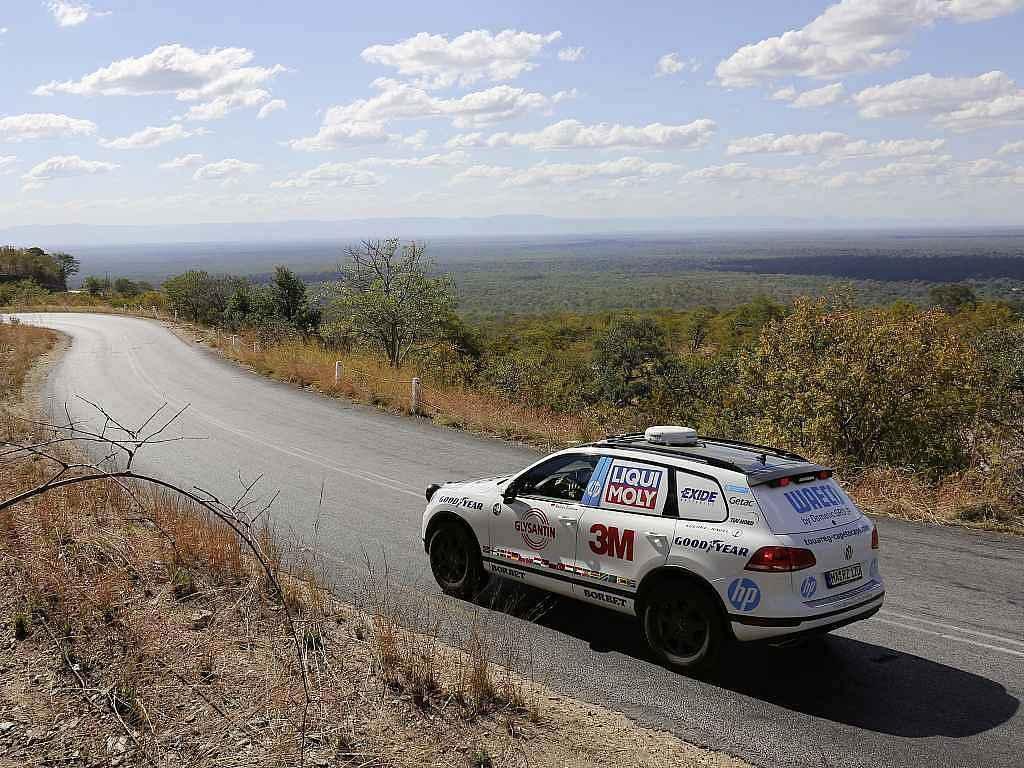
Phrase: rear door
[
  {"left": 751, "top": 476, "right": 862, "bottom": 535},
  {"left": 574, "top": 456, "right": 675, "bottom": 612}
]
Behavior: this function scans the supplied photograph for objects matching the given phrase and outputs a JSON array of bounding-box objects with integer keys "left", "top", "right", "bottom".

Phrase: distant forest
[{"left": 717, "top": 254, "right": 1024, "bottom": 282}]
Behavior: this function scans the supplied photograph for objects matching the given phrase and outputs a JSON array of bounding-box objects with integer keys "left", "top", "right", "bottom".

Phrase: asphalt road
[{"left": 9, "top": 312, "right": 1023, "bottom": 768}]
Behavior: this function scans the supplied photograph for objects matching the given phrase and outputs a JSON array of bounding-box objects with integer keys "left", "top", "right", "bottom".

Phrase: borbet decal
[
  {"left": 515, "top": 508, "right": 556, "bottom": 551},
  {"left": 604, "top": 463, "right": 663, "bottom": 510}
]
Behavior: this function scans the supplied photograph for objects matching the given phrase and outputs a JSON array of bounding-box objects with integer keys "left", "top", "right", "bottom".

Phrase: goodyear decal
[{"left": 581, "top": 457, "right": 612, "bottom": 507}]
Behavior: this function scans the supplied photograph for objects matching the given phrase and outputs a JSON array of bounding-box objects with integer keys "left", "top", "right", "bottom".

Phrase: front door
[
  {"left": 574, "top": 456, "right": 676, "bottom": 613},
  {"left": 485, "top": 453, "right": 601, "bottom": 596}
]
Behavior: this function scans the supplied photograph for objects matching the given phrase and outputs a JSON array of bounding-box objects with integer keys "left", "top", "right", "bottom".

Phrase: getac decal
[
  {"left": 515, "top": 508, "right": 556, "bottom": 551},
  {"left": 604, "top": 464, "right": 663, "bottom": 510},
  {"left": 727, "top": 578, "right": 761, "bottom": 612},
  {"left": 673, "top": 537, "right": 749, "bottom": 557},
  {"left": 582, "top": 588, "right": 628, "bottom": 608},
  {"left": 729, "top": 496, "right": 755, "bottom": 507}
]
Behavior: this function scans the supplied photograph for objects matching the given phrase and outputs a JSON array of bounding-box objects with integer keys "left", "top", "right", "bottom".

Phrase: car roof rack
[{"left": 592, "top": 433, "right": 820, "bottom": 483}]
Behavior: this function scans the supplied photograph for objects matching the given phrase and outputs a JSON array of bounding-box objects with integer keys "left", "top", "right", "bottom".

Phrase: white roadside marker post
[
  {"left": 334, "top": 361, "right": 342, "bottom": 385},
  {"left": 232, "top": 335, "right": 239, "bottom": 351},
  {"left": 411, "top": 377, "right": 421, "bottom": 415}
]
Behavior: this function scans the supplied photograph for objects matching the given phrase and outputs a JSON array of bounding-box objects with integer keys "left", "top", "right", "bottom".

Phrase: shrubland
[{"left": 3, "top": 240, "right": 1023, "bottom": 530}]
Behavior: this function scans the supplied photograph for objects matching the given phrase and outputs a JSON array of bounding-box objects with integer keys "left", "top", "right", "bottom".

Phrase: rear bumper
[{"left": 729, "top": 587, "right": 885, "bottom": 642}]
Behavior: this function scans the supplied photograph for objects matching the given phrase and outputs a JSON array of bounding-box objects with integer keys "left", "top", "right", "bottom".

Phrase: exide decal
[
  {"left": 604, "top": 464, "right": 662, "bottom": 510},
  {"left": 680, "top": 487, "right": 718, "bottom": 504},
  {"left": 784, "top": 484, "right": 845, "bottom": 514},
  {"left": 515, "top": 508, "right": 556, "bottom": 551}
]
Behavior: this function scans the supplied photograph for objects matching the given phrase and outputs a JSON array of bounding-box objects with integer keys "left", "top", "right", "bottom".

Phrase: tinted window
[
  {"left": 675, "top": 471, "right": 728, "bottom": 522},
  {"left": 516, "top": 454, "right": 600, "bottom": 503}
]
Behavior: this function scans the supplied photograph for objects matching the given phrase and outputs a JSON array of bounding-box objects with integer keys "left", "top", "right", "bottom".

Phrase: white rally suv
[{"left": 421, "top": 426, "right": 883, "bottom": 673}]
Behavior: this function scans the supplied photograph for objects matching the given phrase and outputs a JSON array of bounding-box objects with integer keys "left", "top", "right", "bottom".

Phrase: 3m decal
[
  {"left": 589, "top": 524, "right": 635, "bottom": 561},
  {"left": 581, "top": 457, "right": 612, "bottom": 507},
  {"left": 673, "top": 537, "right": 749, "bottom": 557},
  {"left": 604, "top": 463, "right": 663, "bottom": 510},
  {"left": 515, "top": 508, "right": 556, "bottom": 551},
  {"left": 800, "top": 575, "right": 817, "bottom": 599},
  {"left": 727, "top": 578, "right": 761, "bottom": 612}
]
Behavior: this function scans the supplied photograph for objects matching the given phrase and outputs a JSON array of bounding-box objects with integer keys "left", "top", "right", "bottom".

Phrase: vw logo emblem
[{"left": 844, "top": 545, "right": 853, "bottom": 561}]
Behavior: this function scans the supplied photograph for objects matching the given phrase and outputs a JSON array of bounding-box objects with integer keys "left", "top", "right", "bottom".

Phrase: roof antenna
[{"left": 759, "top": 453, "right": 767, "bottom": 465}]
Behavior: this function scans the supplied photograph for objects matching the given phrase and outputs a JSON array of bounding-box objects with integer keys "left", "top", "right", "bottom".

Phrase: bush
[{"left": 735, "top": 297, "right": 1001, "bottom": 474}]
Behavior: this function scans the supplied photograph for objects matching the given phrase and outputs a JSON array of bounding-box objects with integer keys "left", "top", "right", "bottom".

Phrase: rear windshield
[{"left": 751, "top": 478, "right": 862, "bottom": 534}]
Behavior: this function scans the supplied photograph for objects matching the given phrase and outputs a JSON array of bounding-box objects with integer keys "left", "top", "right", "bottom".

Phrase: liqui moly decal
[{"left": 604, "top": 463, "right": 664, "bottom": 511}]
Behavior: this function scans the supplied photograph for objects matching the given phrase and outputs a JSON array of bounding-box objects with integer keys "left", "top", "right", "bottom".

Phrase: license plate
[{"left": 824, "top": 564, "right": 862, "bottom": 589}]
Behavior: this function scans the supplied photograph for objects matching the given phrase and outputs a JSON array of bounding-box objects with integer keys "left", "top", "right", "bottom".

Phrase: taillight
[
  {"left": 745, "top": 546, "right": 817, "bottom": 572},
  {"left": 817, "top": 470, "right": 833, "bottom": 480},
  {"left": 769, "top": 476, "right": 792, "bottom": 487},
  {"left": 871, "top": 527, "right": 879, "bottom": 549}
]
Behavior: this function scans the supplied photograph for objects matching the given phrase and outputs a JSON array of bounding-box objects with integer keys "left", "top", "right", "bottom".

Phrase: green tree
[
  {"left": 929, "top": 283, "right": 977, "bottom": 313},
  {"left": 51, "top": 252, "right": 80, "bottom": 290},
  {"left": 82, "top": 276, "right": 104, "bottom": 296},
  {"left": 328, "top": 239, "right": 455, "bottom": 367},
  {"left": 162, "top": 271, "right": 240, "bottom": 325},
  {"left": 592, "top": 315, "right": 671, "bottom": 405},
  {"left": 271, "top": 265, "right": 320, "bottom": 332},
  {"left": 113, "top": 278, "right": 139, "bottom": 296}
]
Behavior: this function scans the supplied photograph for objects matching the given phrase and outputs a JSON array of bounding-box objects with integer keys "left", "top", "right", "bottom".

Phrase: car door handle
[{"left": 558, "top": 516, "right": 578, "bottom": 525}]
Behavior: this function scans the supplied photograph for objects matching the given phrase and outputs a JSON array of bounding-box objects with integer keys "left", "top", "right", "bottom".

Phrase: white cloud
[
  {"left": 788, "top": 82, "right": 846, "bottom": 108},
  {"left": 684, "top": 162, "right": 815, "bottom": 184},
  {"left": 271, "top": 162, "right": 384, "bottom": 190},
  {"left": 0, "top": 156, "right": 16, "bottom": 174},
  {"left": 257, "top": 99, "right": 287, "bottom": 119},
  {"left": 453, "top": 156, "right": 682, "bottom": 188},
  {"left": 770, "top": 86, "right": 797, "bottom": 101},
  {"left": 998, "top": 140, "right": 1024, "bottom": 155},
  {"left": 0, "top": 113, "right": 97, "bottom": 142},
  {"left": 289, "top": 80, "right": 551, "bottom": 150},
  {"left": 727, "top": 131, "right": 944, "bottom": 159},
  {"left": 356, "top": 151, "right": 468, "bottom": 168},
  {"left": 551, "top": 88, "right": 579, "bottom": 104},
  {"left": 445, "top": 118, "right": 716, "bottom": 151},
  {"left": 46, "top": 2, "right": 108, "bottom": 28},
  {"left": 558, "top": 46, "right": 584, "bottom": 62},
  {"left": 100, "top": 123, "right": 206, "bottom": 150},
  {"left": 853, "top": 70, "right": 1024, "bottom": 130},
  {"left": 22, "top": 154, "right": 118, "bottom": 184},
  {"left": 655, "top": 52, "right": 699, "bottom": 77},
  {"left": 34, "top": 44, "right": 286, "bottom": 122},
  {"left": 159, "top": 153, "right": 204, "bottom": 170},
  {"left": 192, "top": 158, "right": 260, "bottom": 183},
  {"left": 716, "top": 0, "right": 1024, "bottom": 87},
  {"left": 361, "top": 29, "right": 561, "bottom": 88}
]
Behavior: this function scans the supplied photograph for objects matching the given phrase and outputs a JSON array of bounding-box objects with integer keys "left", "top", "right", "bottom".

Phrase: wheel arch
[
  {"left": 636, "top": 565, "right": 732, "bottom": 631},
  {"left": 424, "top": 509, "right": 478, "bottom": 553}
]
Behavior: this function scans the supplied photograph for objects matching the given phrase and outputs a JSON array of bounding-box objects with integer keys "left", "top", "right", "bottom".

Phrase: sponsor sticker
[
  {"left": 582, "top": 588, "right": 628, "bottom": 608},
  {"left": 803, "top": 523, "right": 869, "bottom": 546},
  {"left": 581, "top": 457, "right": 612, "bottom": 507},
  {"left": 727, "top": 578, "right": 761, "bottom": 612},
  {"left": 726, "top": 483, "right": 749, "bottom": 494},
  {"left": 673, "top": 537, "right": 749, "bottom": 557},
  {"left": 729, "top": 496, "right": 755, "bottom": 507},
  {"left": 437, "top": 495, "right": 484, "bottom": 511},
  {"left": 679, "top": 487, "right": 719, "bottom": 504},
  {"left": 602, "top": 461, "right": 665, "bottom": 512},
  {"left": 800, "top": 575, "right": 817, "bottom": 599},
  {"left": 515, "top": 508, "right": 556, "bottom": 551}
]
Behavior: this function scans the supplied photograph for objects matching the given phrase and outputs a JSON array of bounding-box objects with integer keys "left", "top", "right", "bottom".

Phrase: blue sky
[{"left": 2, "top": 0, "right": 1024, "bottom": 226}]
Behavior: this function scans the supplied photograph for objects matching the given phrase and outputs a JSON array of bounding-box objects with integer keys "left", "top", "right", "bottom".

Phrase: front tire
[
  {"left": 642, "top": 583, "right": 725, "bottom": 675},
  {"left": 428, "top": 523, "right": 486, "bottom": 599}
]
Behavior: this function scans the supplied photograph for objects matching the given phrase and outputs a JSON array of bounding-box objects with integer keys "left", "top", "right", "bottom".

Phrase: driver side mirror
[{"left": 502, "top": 482, "right": 518, "bottom": 502}]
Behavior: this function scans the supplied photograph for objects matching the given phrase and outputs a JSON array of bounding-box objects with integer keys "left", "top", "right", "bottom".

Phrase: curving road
[{"left": 8, "top": 313, "right": 1023, "bottom": 768}]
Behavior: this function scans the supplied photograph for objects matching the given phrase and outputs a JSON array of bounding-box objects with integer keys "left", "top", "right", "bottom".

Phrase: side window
[
  {"left": 516, "top": 454, "right": 600, "bottom": 503},
  {"left": 598, "top": 459, "right": 669, "bottom": 516},
  {"left": 675, "top": 471, "right": 728, "bottom": 522}
]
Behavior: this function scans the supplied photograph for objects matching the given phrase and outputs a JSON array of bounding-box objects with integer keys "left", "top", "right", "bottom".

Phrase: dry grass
[
  {"left": 0, "top": 321, "right": 750, "bottom": 768},
  {"left": 1, "top": 320, "right": 57, "bottom": 401}
]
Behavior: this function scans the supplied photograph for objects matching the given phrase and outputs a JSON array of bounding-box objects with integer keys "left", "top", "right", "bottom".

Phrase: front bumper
[{"left": 729, "top": 580, "right": 885, "bottom": 642}]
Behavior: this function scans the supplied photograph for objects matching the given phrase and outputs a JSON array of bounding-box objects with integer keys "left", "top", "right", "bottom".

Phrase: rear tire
[
  {"left": 428, "top": 522, "right": 486, "bottom": 599},
  {"left": 641, "top": 582, "right": 725, "bottom": 675}
]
